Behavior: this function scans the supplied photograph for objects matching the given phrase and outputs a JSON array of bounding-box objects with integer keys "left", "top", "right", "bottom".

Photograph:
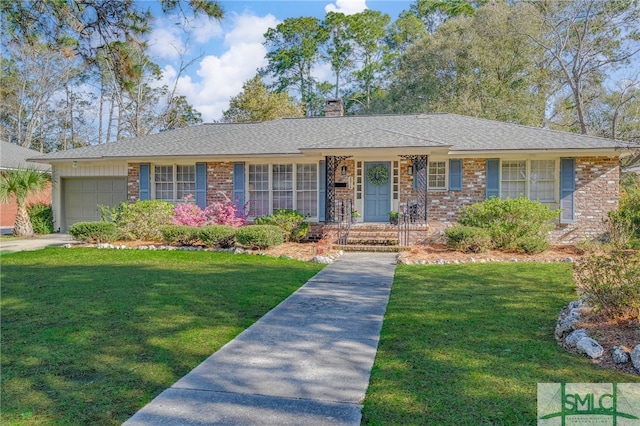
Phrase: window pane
[
  {"left": 273, "top": 191, "right": 294, "bottom": 210},
  {"left": 176, "top": 165, "right": 196, "bottom": 199},
  {"left": 249, "top": 191, "right": 270, "bottom": 217},
  {"left": 428, "top": 161, "right": 446, "bottom": 189},
  {"left": 530, "top": 160, "right": 556, "bottom": 202},
  {"left": 501, "top": 160, "right": 526, "bottom": 199},
  {"left": 296, "top": 164, "right": 317, "bottom": 217},
  {"left": 155, "top": 165, "right": 173, "bottom": 201},
  {"left": 272, "top": 164, "right": 293, "bottom": 190},
  {"left": 272, "top": 164, "right": 293, "bottom": 210},
  {"left": 249, "top": 164, "right": 270, "bottom": 216}
]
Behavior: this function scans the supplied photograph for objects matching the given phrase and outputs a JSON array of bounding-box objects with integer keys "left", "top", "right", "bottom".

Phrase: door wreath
[{"left": 367, "top": 165, "right": 389, "bottom": 186}]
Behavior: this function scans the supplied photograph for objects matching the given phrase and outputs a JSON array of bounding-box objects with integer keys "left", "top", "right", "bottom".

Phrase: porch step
[
  {"left": 346, "top": 229, "right": 398, "bottom": 246},
  {"left": 336, "top": 244, "right": 410, "bottom": 253},
  {"left": 323, "top": 222, "right": 430, "bottom": 247}
]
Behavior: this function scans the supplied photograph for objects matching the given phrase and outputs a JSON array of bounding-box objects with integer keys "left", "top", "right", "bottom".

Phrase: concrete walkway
[
  {"left": 124, "top": 252, "right": 397, "bottom": 425},
  {"left": 0, "top": 233, "right": 76, "bottom": 253}
]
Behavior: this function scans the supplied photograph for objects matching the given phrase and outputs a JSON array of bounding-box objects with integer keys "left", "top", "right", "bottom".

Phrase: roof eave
[
  {"left": 299, "top": 145, "right": 451, "bottom": 156},
  {"left": 449, "top": 147, "right": 624, "bottom": 157}
]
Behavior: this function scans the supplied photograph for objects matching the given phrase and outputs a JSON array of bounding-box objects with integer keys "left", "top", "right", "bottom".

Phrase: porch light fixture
[
  {"left": 407, "top": 165, "right": 414, "bottom": 175},
  {"left": 341, "top": 165, "right": 348, "bottom": 175},
  {"left": 72, "top": 161, "right": 78, "bottom": 168}
]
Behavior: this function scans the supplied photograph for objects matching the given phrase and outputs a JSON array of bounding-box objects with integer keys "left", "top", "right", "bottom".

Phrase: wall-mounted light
[
  {"left": 72, "top": 161, "right": 78, "bottom": 168},
  {"left": 341, "top": 165, "right": 348, "bottom": 176},
  {"left": 407, "top": 165, "right": 414, "bottom": 175}
]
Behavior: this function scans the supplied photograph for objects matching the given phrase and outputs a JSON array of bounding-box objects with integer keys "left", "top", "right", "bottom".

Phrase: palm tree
[{"left": 0, "top": 167, "right": 50, "bottom": 236}]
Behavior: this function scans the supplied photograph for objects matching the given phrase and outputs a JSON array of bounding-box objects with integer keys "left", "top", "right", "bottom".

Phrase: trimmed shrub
[
  {"left": 112, "top": 200, "right": 175, "bottom": 241},
  {"left": 574, "top": 250, "right": 640, "bottom": 321},
  {"left": 458, "top": 197, "right": 558, "bottom": 253},
  {"left": 235, "top": 225, "right": 284, "bottom": 249},
  {"left": 254, "top": 209, "right": 309, "bottom": 242},
  {"left": 444, "top": 225, "right": 491, "bottom": 253},
  {"left": 27, "top": 202, "right": 54, "bottom": 234},
  {"left": 159, "top": 225, "right": 200, "bottom": 246},
  {"left": 69, "top": 221, "right": 117, "bottom": 243},
  {"left": 198, "top": 225, "right": 236, "bottom": 248}
]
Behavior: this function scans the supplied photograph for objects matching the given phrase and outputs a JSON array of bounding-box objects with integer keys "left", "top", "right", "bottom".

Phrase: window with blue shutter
[
  {"left": 560, "top": 158, "right": 575, "bottom": 223},
  {"left": 233, "top": 162, "right": 245, "bottom": 215},
  {"left": 449, "top": 159, "right": 462, "bottom": 191},
  {"left": 486, "top": 159, "right": 500, "bottom": 199},
  {"left": 195, "top": 162, "right": 207, "bottom": 209},
  {"left": 139, "top": 163, "right": 150, "bottom": 200}
]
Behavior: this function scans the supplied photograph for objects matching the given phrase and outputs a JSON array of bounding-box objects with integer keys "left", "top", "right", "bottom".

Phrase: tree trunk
[{"left": 13, "top": 204, "right": 34, "bottom": 237}]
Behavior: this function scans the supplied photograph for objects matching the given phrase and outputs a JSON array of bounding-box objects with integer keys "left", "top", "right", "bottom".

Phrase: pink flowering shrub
[
  {"left": 205, "top": 193, "right": 247, "bottom": 228},
  {"left": 173, "top": 195, "right": 207, "bottom": 226},
  {"left": 173, "top": 193, "right": 247, "bottom": 228}
]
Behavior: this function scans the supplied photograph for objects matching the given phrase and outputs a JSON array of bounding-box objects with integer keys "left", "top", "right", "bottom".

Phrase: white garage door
[{"left": 63, "top": 178, "right": 127, "bottom": 230}]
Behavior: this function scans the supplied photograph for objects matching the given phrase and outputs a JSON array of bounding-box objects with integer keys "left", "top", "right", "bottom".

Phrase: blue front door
[{"left": 364, "top": 162, "right": 391, "bottom": 222}]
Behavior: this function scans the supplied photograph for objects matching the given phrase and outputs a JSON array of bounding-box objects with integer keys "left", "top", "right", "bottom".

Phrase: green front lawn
[
  {"left": 0, "top": 248, "right": 323, "bottom": 425},
  {"left": 362, "top": 263, "right": 640, "bottom": 425}
]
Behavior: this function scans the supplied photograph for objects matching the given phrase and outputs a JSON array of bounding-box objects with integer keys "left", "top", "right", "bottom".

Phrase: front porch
[{"left": 319, "top": 154, "right": 431, "bottom": 251}]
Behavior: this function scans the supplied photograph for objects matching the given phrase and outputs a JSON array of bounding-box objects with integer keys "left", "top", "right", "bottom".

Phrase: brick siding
[
  {"left": 549, "top": 156, "right": 619, "bottom": 243},
  {"left": 206, "top": 162, "right": 234, "bottom": 205},
  {"left": 127, "top": 156, "right": 619, "bottom": 244},
  {"left": 127, "top": 163, "right": 140, "bottom": 202}
]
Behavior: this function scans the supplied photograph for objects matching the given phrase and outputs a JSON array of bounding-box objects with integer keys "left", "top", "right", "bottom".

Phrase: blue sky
[{"left": 143, "top": 0, "right": 413, "bottom": 121}]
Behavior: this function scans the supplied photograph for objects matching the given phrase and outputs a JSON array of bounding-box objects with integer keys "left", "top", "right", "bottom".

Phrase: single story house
[
  {"left": 31, "top": 100, "right": 628, "bottom": 243},
  {"left": 1, "top": 141, "right": 52, "bottom": 229}
]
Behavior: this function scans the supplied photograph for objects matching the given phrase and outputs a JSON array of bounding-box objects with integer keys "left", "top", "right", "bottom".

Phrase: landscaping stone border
[{"left": 555, "top": 298, "right": 639, "bottom": 375}]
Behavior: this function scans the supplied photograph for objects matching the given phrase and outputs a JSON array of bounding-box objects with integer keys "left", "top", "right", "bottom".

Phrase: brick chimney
[{"left": 325, "top": 99, "right": 344, "bottom": 117}]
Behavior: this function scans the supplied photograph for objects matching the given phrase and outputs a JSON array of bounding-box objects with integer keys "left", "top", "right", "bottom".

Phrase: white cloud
[
  {"left": 325, "top": 0, "right": 368, "bottom": 15},
  {"left": 189, "top": 15, "right": 224, "bottom": 44},
  {"left": 169, "top": 12, "right": 280, "bottom": 122},
  {"left": 147, "top": 23, "right": 185, "bottom": 60},
  {"left": 147, "top": 15, "right": 224, "bottom": 60}
]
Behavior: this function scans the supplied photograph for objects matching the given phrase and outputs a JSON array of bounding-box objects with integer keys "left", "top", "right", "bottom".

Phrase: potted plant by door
[
  {"left": 351, "top": 210, "right": 361, "bottom": 224},
  {"left": 388, "top": 211, "right": 400, "bottom": 225}
]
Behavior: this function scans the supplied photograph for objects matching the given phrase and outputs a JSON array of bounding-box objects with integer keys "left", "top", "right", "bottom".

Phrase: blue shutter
[
  {"left": 233, "top": 162, "right": 245, "bottom": 215},
  {"left": 139, "top": 163, "right": 150, "bottom": 200},
  {"left": 486, "top": 159, "right": 500, "bottom": 199},
  {"left": 195, "top": 162, "right": 207, "bottom": 209},
  {"left": 560, "top": 158, "right": 575, "bottom": 223},
  {"left": 319, "top": 161, "right": 326, "bottom": 222},
  {"left": 449, "top": 159, "right": 462, "bottom": 191}
]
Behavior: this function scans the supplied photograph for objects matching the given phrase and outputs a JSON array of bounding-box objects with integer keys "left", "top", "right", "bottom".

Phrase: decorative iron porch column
[
  {"left": 325, "top": 155, "right": 352, "bottom": 223},
  {"left": 400, "top": 154, "right": 429, "bottom": 223}
]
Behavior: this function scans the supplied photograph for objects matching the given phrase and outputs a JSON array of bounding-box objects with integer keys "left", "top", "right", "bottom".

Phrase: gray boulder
[
  {"left": 632, "top": 345, "right": 640, "bottom": 372},
  {"left": 565, "top": 329, "right": 588, "bottom": 347},
  {"left": 311, "top": 255, "right": 333, "bottom": 264},
  {"left": 611, "top": 346, "right": 630, "bottom": 364},
  {"left": 576, "top": 337, "right": 604, "bottom": 359},
  {"left": 555, "top": 311, "right": 581, "bottom": 338}
]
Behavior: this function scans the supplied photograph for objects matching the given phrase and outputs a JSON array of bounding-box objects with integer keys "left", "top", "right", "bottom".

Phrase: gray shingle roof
[
  {"left": 1, "top": 141, "right": 52, "bottom": 171},
  {"left": 29, "top": 113, "right": 625, "bottom": 162}
]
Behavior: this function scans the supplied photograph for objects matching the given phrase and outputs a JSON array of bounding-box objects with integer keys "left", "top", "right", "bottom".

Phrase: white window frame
[
  {"left": 427, "top": 160, "right": 447, "bottom": 190},
  {"left": 296, "top": 164, "right": 318, "bottom": 218},
  {"left": 529, "top": 160, "right": 556, "bottom": 203},
  {"left": 499, "top": 159, "right": 558, "bottom": 204},
  {"left": 152, "top": 164, "right": 196, "bottom": 202},
  {"left": 500, "top": 160, "right": 527, "bottom": 199},
  {"left": 247, "top": 162, "right": 318, "bottom": 219}
]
